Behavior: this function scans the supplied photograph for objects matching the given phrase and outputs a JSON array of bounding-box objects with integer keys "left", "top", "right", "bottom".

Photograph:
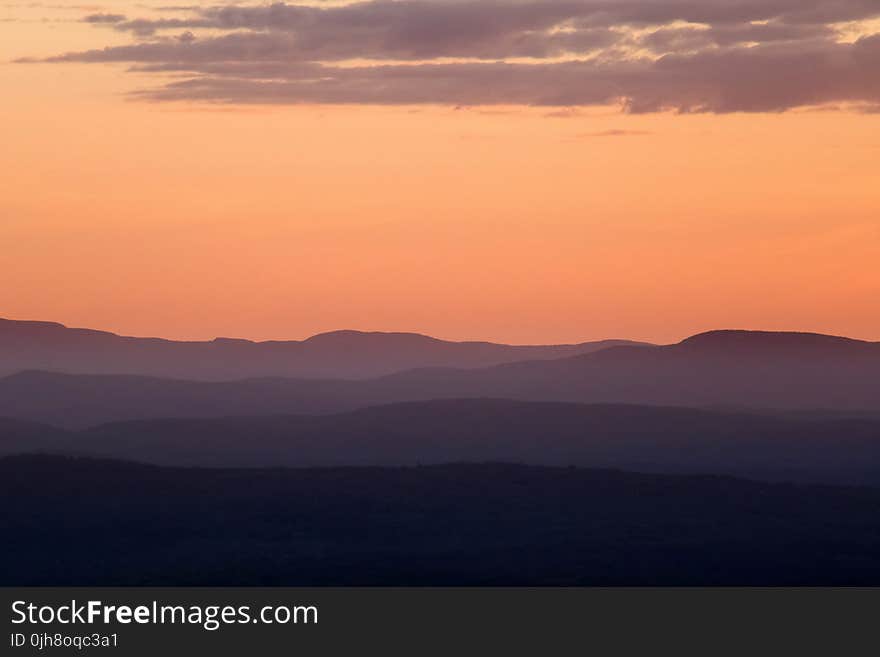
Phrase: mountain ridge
[
  {"left": 0, "top": 317, "right": 647, "bottom": 380},
  {"left": 0, "top": 317, "right": 641, "bottom": 348},
  {"left": 4, "top": 399, "right": 880, "bottom": 485},
  {"left": 1, "top": 325, "right": 879, "bottom": 428}
]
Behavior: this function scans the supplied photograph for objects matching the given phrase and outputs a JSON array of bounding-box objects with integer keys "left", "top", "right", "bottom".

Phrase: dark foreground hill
[
  {"left": 4, "top": 456, "right": 880, "bottom": 586},
  {"left": 4, "top": 400, "right": 880, "bottom": 485},
  {"left": 0, "top": 330, "right": 877, "bottom": 428},
  {"left": 0, "top": 318, "right": 640, "bottom": 380}
]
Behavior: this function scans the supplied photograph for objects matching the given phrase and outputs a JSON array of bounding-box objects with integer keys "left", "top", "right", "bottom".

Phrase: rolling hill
[
  {"left": 379, "top": 329, "right": 880, "bottom": 409},
  {"left": 4, "top": 399, "right": 880, "bottom": 484},
  {"left": 5, "top": 456, "right": 880, "bottom": 585},
  {"left": 0, "top": 329, "right": 877, "bottom": 428},
  {"left": 0, "top": 317, "right": 643, "bottom": 380}
]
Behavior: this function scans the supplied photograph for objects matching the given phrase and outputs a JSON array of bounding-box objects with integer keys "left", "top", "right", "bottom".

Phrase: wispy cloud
[
  {"left": 82, "top": 12, "right": 125, "bottom": 23},
  {"left": 577, "top": 129, "right": 652, "bottom": 137}
]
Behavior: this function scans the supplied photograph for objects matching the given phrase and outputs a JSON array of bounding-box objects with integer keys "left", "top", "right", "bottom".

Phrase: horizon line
[{"left": 1, "top": 316, "right": 876, "bottom": 348}]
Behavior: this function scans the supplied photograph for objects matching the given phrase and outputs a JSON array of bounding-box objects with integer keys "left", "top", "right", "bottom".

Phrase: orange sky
[{"left": 1, "top": 2, "right": 878, "bottom": 344}]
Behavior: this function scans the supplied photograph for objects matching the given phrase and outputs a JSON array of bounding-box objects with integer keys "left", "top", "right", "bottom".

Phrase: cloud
[
  {"left": 83, "top": 13, "right": 126, "bottom": 24},
  {"left": 578, "top": 129, "right": 652, "bottom": 137},
  {"left": 22, "top": 0, "right": 880, "bottom": 112},
  {"left": 98, "top": 1, "right": 880, "bottom": 37}
]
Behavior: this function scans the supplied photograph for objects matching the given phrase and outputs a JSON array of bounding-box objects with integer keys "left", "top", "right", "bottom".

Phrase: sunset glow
[{"left": 2, "top": 1, "right": 878, "bottom": 343}]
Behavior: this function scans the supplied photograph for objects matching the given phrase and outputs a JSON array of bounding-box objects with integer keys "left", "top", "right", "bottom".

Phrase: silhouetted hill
[
  {"left": 0, "top": 417, "right": 68, "bottom": 456},
  {"left": 0, "top": 370, "right": 369, "bottom": 428},
  {"left": 5, "top": 456, "right": 880, "bottom": 585},
  {"left": 678, "top": 329, "right": 877, "bottom": 355},
  {"left": 1, "top": 329, "right": 877, "bottom": 427},
  {"left": 5, "top": 400, "right": 880, "bottom": 484},
  {"left": 380, "top": 330, "right": 880, "bottom": 410},
  {"left": 0, "top": 318, "right": 643, "bottom": 380}
]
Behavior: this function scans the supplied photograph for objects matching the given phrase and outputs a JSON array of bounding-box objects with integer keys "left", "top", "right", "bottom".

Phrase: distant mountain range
[
  {"left": 382, "top": 329, "right": 880, "bottom": 411},
  {"left": 4, "top": 319, "right": 880, "bottom": 586},
  {"left": 4, "top": 399, "right": 880, "bottom": 485},
  {"left": 0, "top": 327, "right": 877, "bottom": 428},
  {"left": 0, "top": 318, "right": 646, "bottom": 380},
  {"left": 6, "top": 456, "right": 880, "bottom": 585}
]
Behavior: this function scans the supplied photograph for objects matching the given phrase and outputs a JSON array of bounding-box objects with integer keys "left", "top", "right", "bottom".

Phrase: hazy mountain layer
[
  {"left": 1, "top": 329, "right": 878, "bottom": 428},
  {"left": 0, "top": 318, "right": 644, "bottom": 380},
  {"left": 4, "top": 400, "right": 880, "bottom": 485}
]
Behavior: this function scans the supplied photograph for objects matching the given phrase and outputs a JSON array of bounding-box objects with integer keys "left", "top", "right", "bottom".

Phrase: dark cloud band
[{"left": 23, "top": 0, "right": 880, "bottom": 112}]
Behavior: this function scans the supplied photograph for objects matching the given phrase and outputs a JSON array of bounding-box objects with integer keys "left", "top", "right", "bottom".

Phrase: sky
[{"left": 1, "top": 0, "right": 879, "bottom": 344}]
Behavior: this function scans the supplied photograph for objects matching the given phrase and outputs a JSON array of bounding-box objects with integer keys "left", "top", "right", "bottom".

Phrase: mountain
[
  {"left": 1, "top": 329, "right": 878, "bottom": 428},
  {"left": 5, "top": 456, "right": 880, "bottom": 585},
  {"left": 0, "top": 318, "right": 645, "bottom": 380},
  {"left": 378, "top": 329, "right": 880, "bottom": 411},
  {"left": 0, "top": 370, "right": 369, "bottom": 429},
  {"left": 0, "top": 417, "right": 68, "bottom": 456},
  {"left": 5, "top": 400, "right": 880, "bottom": 484}
]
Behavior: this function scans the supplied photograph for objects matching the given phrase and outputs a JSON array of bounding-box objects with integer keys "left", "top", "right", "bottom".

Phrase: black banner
[{"left": 2, "top": 588, "right": 876, "bottom": 655}]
